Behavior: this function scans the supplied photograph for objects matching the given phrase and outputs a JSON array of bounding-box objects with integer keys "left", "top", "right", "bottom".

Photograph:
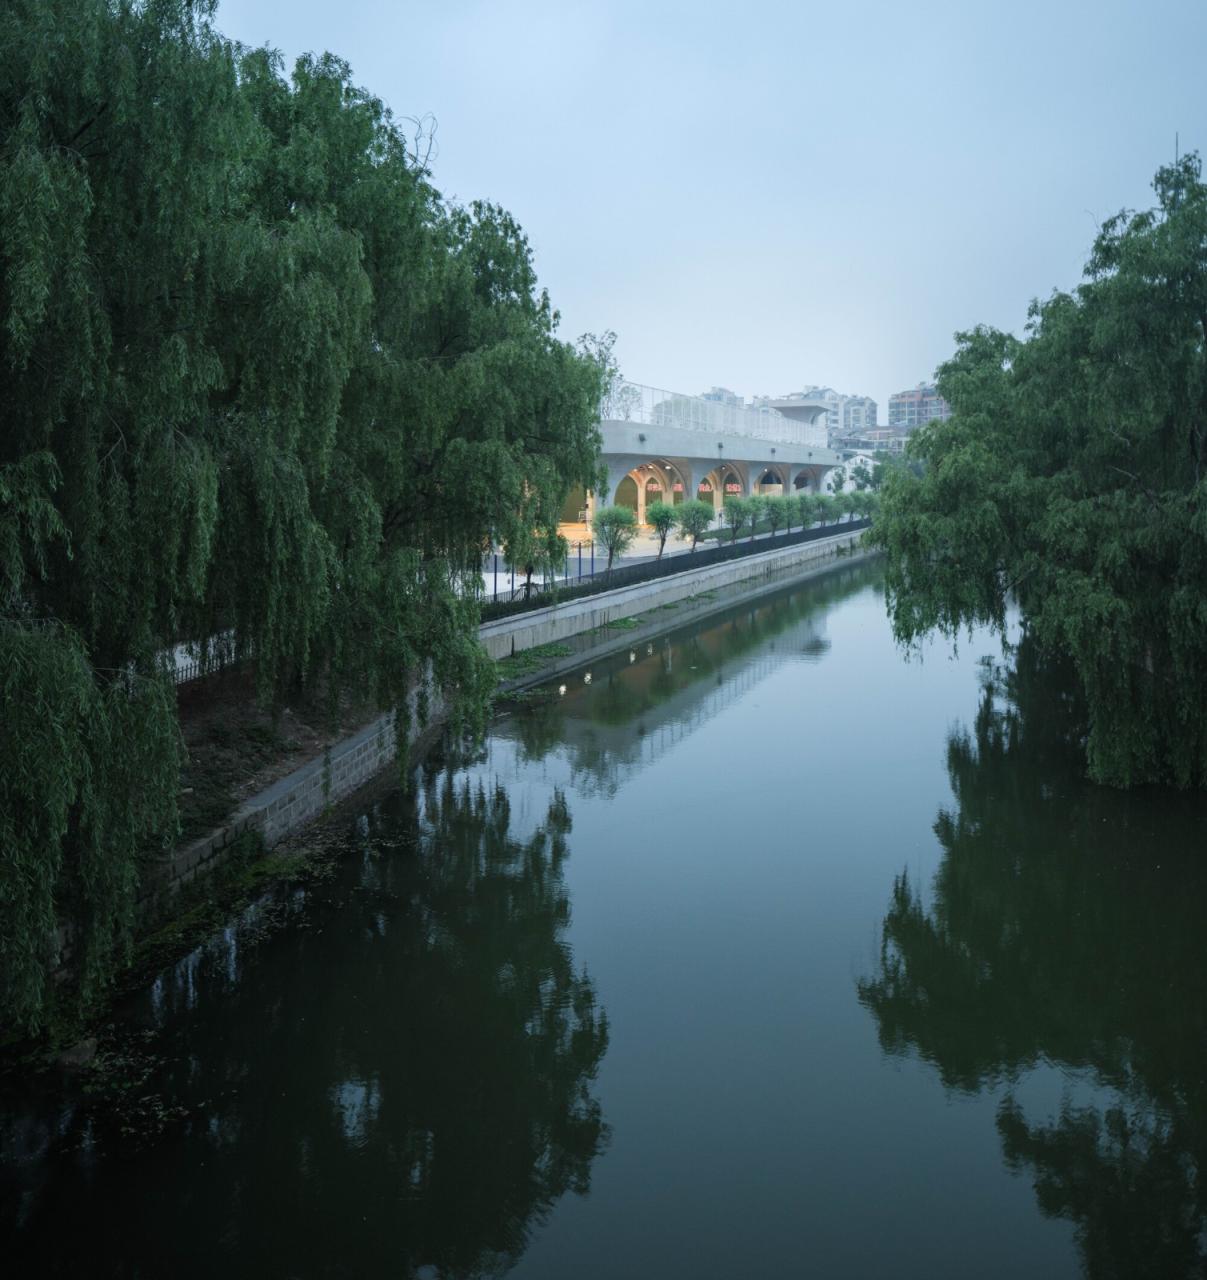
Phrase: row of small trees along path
[{"left": 592, "top": 491, "right": 880, "bottom": 570}]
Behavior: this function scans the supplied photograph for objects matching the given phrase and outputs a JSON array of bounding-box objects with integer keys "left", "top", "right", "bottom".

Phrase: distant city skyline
[
  {"left": 216, "top": 0, "right": 1207, "bottom": 412},
  {"left": 703, "top": 384, "right": 880, "bottom": 436}
]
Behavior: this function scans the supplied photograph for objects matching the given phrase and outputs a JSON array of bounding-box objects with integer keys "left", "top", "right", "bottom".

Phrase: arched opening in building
[
  {"left": 612, "top": 464, "right": 684, "bottom": 523},
  {"left": 560, "top": 484, "right": 589, "bottom": 524},
  {"left": 654, "top": 460, "right": 688, "bottom": 505},
  {"left": 719, "top": 466, "right": 744, "bottom": 499},
  {"left": 755, "top": 468, "right": 786, "bottom": 495},
  {"left": 615, "top": 475, "right": 639, "bottom": 512}
]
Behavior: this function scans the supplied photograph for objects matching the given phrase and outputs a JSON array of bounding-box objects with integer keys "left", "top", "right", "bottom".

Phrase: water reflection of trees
[
  {"left": 505, "top": 564, "right": 879, "bottom": 795},
  {"left": 858, "top": 639, "right": 1207, "bottom": 1278},
  {"left": 6, "top": 775, "right": 609, "bottom": 1279}
]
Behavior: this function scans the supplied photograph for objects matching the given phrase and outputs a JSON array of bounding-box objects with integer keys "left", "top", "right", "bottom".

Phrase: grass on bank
[{"left": 494, "top": 641, "right": 574, "bottom": 682}]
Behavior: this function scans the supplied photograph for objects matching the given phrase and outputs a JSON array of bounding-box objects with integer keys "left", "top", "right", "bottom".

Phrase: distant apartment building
[
  {"left": 700, "top": 386, "right": 743, "bottom": 407},
  {"left": 888, "top": 383, "right": 950, "bottom": 430},
  {"left": 842, "top": 395, "right": 877, "bottom": 435},
  {"left": 700, "top": 384, "right": 875, "bottom": 448}
]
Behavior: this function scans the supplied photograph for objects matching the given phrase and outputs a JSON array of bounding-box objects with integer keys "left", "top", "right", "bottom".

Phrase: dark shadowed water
[{"left": 4, "top": 562, "right": 1206, "bottom": 1278}]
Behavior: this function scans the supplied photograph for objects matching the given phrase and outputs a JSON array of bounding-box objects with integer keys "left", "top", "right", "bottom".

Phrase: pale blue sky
[{"left": 217, "top": 0, "right": 1206, "bottom": 415}]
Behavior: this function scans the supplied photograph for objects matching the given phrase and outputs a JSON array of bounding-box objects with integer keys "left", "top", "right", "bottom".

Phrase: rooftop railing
[{"left": 601, "top": 380, "right": 827, "bottom": 447}]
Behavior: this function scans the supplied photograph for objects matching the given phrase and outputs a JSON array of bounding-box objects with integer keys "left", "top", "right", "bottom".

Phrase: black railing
[
  {"left": 171, "top": 629, "right": 239, "bottom": 686},
  {"left": 479, "top": 519, "right": 870, "bottom": 622}
]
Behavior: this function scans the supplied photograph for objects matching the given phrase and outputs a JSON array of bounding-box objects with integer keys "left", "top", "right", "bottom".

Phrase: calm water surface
[{"left": 4, "top": 562, "right": 1206, "bottom": 1278}]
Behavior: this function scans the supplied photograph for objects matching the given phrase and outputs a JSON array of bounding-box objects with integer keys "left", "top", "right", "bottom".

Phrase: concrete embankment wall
[
  {"left": 143, "top": 681, "right": 448, "bottom": 904},
  {"left": 149, "top": 526, "right": 866, "bottom": 901},
  {"left": 479, "top": 527, "right": 865, "bottom": 659},
  {"left": 144, "top": 714, "right": 398, "bottom": 900}
]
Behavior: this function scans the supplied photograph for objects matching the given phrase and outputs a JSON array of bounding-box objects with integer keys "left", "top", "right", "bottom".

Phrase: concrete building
[
  {"left": 579, "top": 380, "right": 843, "bottom": 529},
  {"left": 796, "top": 386, "right": 843, "bottom": 437},
  {"left": 773, "top": 386, "right": 878, "bottom": 444},
  {"left": 820, "top": 450, "right": 877, "bottom": 493},
  {"left": 842, "top": 395, "right": 878, "bottom": 435},
  {"left": 888, "top": 383, "right": 950, "bottom": 430},
  {"left": 760, "top": 394, "right": 831, "bottom": 449}
]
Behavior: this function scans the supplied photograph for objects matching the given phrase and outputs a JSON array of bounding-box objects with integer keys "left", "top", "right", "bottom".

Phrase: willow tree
[
  {"left": 1, "top": 0, "right": 249, "bottom": 1031},
  {"left": 0, "top": 0, "right": 606, "bottom": 1032},
  {"left": 859, "top": 643, "right": 1207, "bottom": 1273},
  {"left": 873, "top": 156, "right": 1207, "bottom": 788}
]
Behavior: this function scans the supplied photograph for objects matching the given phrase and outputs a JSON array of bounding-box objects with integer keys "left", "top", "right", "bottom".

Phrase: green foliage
[
  {"left": 674, "top": 499, "right": 714, "bottom": 550},
  {"left": 851, "top": 463, "right": 873, "bottom": 491},
  {"left": 826, "top": 467, "right": 846, "bottom": 493},
  {"left": 859, "top": 641, "right": 1207, "bottom": 1272},
  {"left": 814, "top": 495, "right": 838, "bottom": 524},
  {"left": 0, "top": 622, "right": 181, "bottom": 1032},
  {"left": 874, "top": 155, "right": 1207, "bottom": 787},
  {"left": 494, "top": 641, "right": 573, "bottom": 682},
  {"left": 746, "top": 494, "right": 767, "bottom": 539},
  {"left": 871, "top": 452, "right": 921, "bottom": 490},
  {"left": 645, "top": 500, "right": 676, "bottom": 558},
  {"left": 591, "top": 504, "right": 637, "bottom": 572},
  {"left": 722, "top": 496, "right": 749, "bottom": 543},
  {"left": 763, "top": 495, "right": 788, "bottom": 535},
  {"left": 850, "top": 490, "right": 878, "bottom": 521},
  {"left": 0, "top": 0, "right": 608, "bottom": 1030}
]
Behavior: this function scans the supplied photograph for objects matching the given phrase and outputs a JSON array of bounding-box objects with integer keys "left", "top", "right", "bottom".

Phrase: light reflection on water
[{"left": 2, "top": 561, "right": 1206, "bottom": 1279}]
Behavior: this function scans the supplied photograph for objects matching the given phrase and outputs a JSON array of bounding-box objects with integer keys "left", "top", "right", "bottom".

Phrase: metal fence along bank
[{"left": 479, "top": 519, "right": 871, "bottom": 622}]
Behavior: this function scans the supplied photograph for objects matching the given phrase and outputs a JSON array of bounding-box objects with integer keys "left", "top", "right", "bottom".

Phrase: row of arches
[{"left": 560, "top": 458, "right": 828, "bottom": 527}]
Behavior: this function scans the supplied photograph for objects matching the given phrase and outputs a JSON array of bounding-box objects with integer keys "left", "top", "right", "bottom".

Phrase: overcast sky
[{"left": 217, "top": 0, "right": 1206, "bottom": 416}]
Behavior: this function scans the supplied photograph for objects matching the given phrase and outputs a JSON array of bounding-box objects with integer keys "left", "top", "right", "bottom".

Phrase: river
[{"left": 3, "top": 560, "right": 1206, "bottom": 1278}]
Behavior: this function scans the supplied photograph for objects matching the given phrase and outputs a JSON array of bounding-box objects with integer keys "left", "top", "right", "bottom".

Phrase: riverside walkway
[{"left": 481, "top": 518, "right": 864, "bottom": 606}]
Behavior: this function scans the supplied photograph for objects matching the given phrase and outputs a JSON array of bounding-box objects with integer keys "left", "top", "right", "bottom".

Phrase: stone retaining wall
[
  {"left": 143, "top": 713, "right": 399, "bottom": 901},
  {"left": 479, "top": 528, "right": 865, "bottom": 659},
  {"left": 54, "top": 711, "right": 417, "bottom": 969},
  {"left": 144, "top": 527, "right": 865, "bottom": 908}
]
